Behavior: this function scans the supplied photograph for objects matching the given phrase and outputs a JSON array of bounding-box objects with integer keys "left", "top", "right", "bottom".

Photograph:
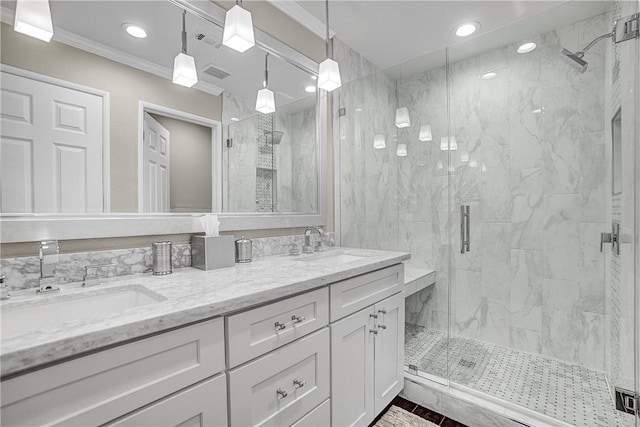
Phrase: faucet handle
[{"left": 0, "top": 276, "right": 10, "bottom": 301}]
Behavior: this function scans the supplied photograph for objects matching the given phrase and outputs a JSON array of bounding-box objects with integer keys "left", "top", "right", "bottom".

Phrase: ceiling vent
[
  {"left": 202, "top": 64, "right": 232, "bottom": 80},
  {"left": 193, "top": 31, "right": 222, "bottom": 48}
]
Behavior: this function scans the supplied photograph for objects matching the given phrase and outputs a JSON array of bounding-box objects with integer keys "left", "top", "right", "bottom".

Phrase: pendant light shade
[
  {"left": 395, "top": 107, "right": 411, "bottom": 128},
  {"left": 373, "top": 134, "right": 386, "bottom": 150},
  {"left": 172, "top": 10, "right": 198, "bottom": 88},
  {"left": 318, "top": 0, "right": 341, "bottom": 92},
  {"left": 173, "top": 53, "right": 198, "bottom": 87},
  {"left": 14, "top": 0, "right": 54, "bottom": 42},
  {"left": 255, "top": 88, "right": 275, "bottom": 114},
  {"left": 223, "top": 3, "right": 255, "bottom": 53},
  {"left": 256, "top": 53, "right": 275, "bottom": 114},
  {"left": 419, "top": 124, "right": 432, "bottom": 141},
  {"left": 396, "top": 143, "right": 408, "bottom": 157},
  {"left": 440, "top": 136, "right": 458, "bottom": 151},
  {"left": 318, "top": 58, "right": 342, "bottom": 92}
]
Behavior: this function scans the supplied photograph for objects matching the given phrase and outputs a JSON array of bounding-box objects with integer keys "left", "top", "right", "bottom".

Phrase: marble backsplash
[{"left": 1, "top": 232, "right": 335, "bottom": 291}]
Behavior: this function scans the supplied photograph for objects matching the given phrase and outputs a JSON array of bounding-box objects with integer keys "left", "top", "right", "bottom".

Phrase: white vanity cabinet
[
  {"left": 329, "top": 265, "right": 405, "bottom": 427},
  {"left": 1, "top": 318, "right": 226, "bottom": 427}
]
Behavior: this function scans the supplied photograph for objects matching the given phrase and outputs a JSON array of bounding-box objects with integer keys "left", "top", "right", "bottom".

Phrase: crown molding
[
  {"left": 267, "top": 0, "right": 335, "bottom": 40},
  {"left": 0, "top": 6, "right": 224, "bottom": 96}
]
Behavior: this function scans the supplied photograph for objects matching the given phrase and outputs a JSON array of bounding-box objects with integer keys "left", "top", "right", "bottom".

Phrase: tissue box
[{"left": 191, "top": 235, "right": 235, "bottom": 271}]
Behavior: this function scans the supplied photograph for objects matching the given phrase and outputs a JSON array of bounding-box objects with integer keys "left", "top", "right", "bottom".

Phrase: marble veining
[
  {"left": 0, "top": 246, "right": 408, "bottom": 377},
  {"left": 0, "top": 233, "right": 335, "bottom": 293}
]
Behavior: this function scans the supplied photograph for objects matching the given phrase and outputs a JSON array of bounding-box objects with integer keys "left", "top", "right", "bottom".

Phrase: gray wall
[{"left": 151, "top": 114, "right": 213, "bottom": 213}]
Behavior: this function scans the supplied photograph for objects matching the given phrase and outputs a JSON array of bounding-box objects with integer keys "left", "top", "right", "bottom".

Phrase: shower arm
[{"left": 575, "top": 31, "right": 614, "bottom": 57}]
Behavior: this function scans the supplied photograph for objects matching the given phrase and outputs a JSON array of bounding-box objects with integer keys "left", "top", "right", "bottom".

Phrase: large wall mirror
[{"left": 0, "top": 0, "right": 326, "bottom": 241}]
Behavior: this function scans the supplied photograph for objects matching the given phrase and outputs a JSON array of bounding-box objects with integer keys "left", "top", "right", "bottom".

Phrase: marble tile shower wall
[
  {"left": 338, "top": 14, "right": 611, "bottom": 371},
  {"left": 395, "top": 13, "right": 609, "bottom": 371},
  {"left": 0, "top": 233, "right": 335, "bottom": 292}
]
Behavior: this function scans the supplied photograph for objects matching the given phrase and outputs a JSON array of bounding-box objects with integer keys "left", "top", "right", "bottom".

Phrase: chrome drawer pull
[
  {"left": 291, "top": 315, "right": 306, "bottom": 324},
  {"left": 370, "top": 329, "right": 378, "bottom": 335},
  {"left": 369, "top": 314, "right": 378, "bottom": 319},
  {"left": 276, "top": 388, "right": 288, "bottom": 399},
  {"left": 378, "top": 309, "right": 386, "bottom": 314},
  {"left": 275, "top": 321, "right": 286, "bottom": 331},
  {"left": 293, "top": 378, "right": 306, "bottom": 389}
]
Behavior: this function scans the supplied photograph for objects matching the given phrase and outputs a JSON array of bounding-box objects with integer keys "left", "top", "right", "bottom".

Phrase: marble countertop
[{"left": 1, "top": 247, "right": 409, "bottom": 377}]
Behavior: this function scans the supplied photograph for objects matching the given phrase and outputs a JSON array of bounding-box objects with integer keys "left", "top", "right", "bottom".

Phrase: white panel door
[
  {"left": 373, "top": 292, "right": 405, "bottom": 414},
  {"left": 0, "top": 71, "right": 104, "bottom": 213},
  {"left": 330, "top": 306, "right": 375, "bottom": 427},
  {"left": 142, "top": 113, "right": 170, "bottom": 212}
]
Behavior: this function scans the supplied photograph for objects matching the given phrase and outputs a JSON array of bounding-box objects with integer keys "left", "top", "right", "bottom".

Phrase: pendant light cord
[
  {"left": 264, "top": 53, "right": 269, "bottom": 88},
  {"left": 181, "top": 10, "right": 187, "bottom": 54},
  {"left": 325, "top": 0, "right": 330, "bottom": 58}
]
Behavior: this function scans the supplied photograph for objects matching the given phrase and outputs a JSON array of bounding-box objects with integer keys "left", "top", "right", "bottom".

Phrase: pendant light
[
  {"left": 255, "top": 53, "right": 276, "bottom": 114},
  {"left": 418, "top": 124, "right": 432, "bottom": 141},
  {"left": 373, "top": 134, "right": 386, "bottom": 150},
  {"left": 317, "top": 0, "right": 341, "bottom": 92},
  {"left": 172, "top": 10, "right": 198, "bottom": 88},
  {"left": 223, "top": 0, "right": 255, "bottom": 53},
  {"left": 440, "top": 136, "right": 458, "bottom": 151},
  {"left": 396, "top": 143, "right": 408, "bottom": 157},
  {"left": 14, "top": 0, "right": 54, "bottom": 42},
  {"left": 395, "top": 107, "right": 411, "bottom": 128}
]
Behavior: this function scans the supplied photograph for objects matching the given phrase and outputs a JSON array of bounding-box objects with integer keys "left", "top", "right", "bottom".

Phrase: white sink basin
[
  {"left": 1, "top": 285, "right": 164, "bottom": 340},
  {"left": 297, "top": 251, "right": 368, "bottom": 266}
]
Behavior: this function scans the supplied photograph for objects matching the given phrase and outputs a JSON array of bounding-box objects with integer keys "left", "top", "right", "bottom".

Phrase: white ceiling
[
  {"left": 292, "top": 0, "right": 608, "bottom": 70},
  {"left": 2, "top": 1, "right": 316, "bottom": 107}
]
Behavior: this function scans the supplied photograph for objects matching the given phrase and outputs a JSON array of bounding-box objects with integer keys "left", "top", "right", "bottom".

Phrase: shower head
[{"left": 559, "top": 48, "right": 588, "bottom": 73}]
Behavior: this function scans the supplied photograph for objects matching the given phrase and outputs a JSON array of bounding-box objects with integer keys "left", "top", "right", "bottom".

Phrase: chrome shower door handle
[{"left": 460, "top": 205, "right": 470, "bottom": 253}]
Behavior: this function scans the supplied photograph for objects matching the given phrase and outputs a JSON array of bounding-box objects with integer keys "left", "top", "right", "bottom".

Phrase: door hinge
[{"left": 615, "top": 387, "right": 638, "bottom": 415}]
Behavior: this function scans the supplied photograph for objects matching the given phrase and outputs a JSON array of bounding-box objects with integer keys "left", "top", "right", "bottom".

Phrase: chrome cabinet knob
[
  {"left": 275, "top": 321, "right": 286, "bottom": 331},
  {"left": 291, "top": 315, "right": 306, "bottom": 324},
  {"left": 378, "top": 324, "right": 387, "bottom": 330},
  {"left": 293, "top": 379, "right": 306, "bottom": 389},
  {"left": 276, "top": 388, "right": 288, "bottom": 399},
  {"left": 378, "top": 309, "right": 386, "bottom": 314},
  {"left": 370, "top": 329, "right": 378, "bottom": 335}
]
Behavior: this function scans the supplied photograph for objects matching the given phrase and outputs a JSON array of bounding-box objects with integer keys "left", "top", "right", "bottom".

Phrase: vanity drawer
[
  {"left": 228, "top": 328, "right": 330, "bottom": 427},
  {"left": 227, "top": 287, "right": 329, "bottom": 367},
  {"left": 291, "top": 399, "right": 331, "bottom": 427},
  {"left": 106, "top": 374, "right": 228, "bottom": 427},
  {"left": 330, "top": 264, "right": 404, "bottom": 321},
  {"left": 1, "top": 318, "right": 225, "bottom": 427}
]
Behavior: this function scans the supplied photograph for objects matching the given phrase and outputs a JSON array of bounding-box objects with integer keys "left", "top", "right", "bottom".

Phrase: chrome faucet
[
  {"left": 303, "top": 226, "right": 325, "bottom": 254},
  {"left": 38, "top": 240, "right": 60, "bottom": 294},
  {"left": 0, "top": 275, "right": 10, "bottom": 301}
]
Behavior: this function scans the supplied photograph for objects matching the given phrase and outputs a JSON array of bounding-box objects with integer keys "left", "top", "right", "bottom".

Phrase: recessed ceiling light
[
  {"left": 480, "top": 71, "right": 497, "bottom": 80},
  {"left": 311, "top": 75, "right": 317, "bottom": 80},
  {"left": 517, "top": 42, "right": 537, "bottom": 54},
  {"left": 230, "top": 117, "right": 240, "bottom": 122},
  {"left": 305, "top": 85, "right": 316, "bottom": 93},
  {"left": 355, "top": 108, "right": 363, "bottom": 112},
  {"left": 455, "top": 22, "right": 479, "bottom": 37},
  {"left": 123, "top": 24, "right": 148, "bottom": 39}
]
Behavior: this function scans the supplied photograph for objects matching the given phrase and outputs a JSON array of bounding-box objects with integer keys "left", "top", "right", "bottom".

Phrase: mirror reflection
[{"left": 0, "top": 0, "right": 319, "bottom": 215}]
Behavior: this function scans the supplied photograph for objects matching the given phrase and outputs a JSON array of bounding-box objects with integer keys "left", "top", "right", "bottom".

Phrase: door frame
[
  {"left": 1, "top": 64, "right": 111, "bottom": 212},
  {"left": 137, "top": 101, "right": 222, "bottom": 213}
]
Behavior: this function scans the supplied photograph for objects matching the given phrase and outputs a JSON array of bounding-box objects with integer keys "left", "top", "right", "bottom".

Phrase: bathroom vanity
[{"left": 0, "top": 248, "right": 409, "bottom": 427}]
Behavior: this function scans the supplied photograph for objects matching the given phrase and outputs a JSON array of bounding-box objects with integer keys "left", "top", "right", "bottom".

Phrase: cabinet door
[
  {"left": 106, "top": 374, "right": 227, "bottom": 427},
  {"left": 330, "top": 306, "right": 375, "bottom": 427},
  {"left": 373, "top": 292, "right": 405, "bottom": 413}
]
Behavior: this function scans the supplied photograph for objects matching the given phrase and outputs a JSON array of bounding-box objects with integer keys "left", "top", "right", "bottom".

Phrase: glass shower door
[{"left": 445, "top": 2, "right": 639, "bottom": 426}]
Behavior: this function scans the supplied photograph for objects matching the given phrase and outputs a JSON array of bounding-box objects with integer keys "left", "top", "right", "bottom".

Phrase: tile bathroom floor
[{"left": 405, "top": 324, "right": 633, "bottom": 427}]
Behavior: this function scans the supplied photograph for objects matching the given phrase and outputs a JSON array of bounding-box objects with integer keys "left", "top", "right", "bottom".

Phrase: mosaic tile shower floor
[{"left": 405, "top": 324, "right": 632, "bottom": 427}]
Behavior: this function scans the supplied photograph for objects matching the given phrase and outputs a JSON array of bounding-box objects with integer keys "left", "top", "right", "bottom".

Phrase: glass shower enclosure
[{"left": 337, "top": 1, "right": 639, "bottom": 425}]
